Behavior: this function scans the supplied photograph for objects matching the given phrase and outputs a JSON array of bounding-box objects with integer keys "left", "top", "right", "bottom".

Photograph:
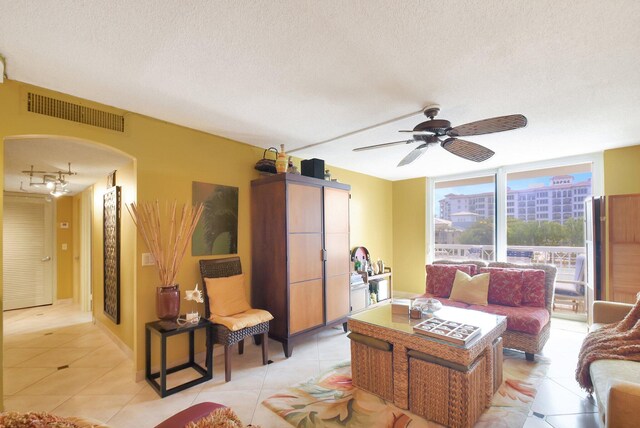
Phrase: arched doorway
[{"left": 3, "top": 134, "right": 136, "bottom": 341}]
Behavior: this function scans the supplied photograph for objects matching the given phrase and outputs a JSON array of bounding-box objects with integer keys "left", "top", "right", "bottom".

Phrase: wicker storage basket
[
  {"left": 408, "top": 353, "right": 487, "bottom": 428},
  {"left": 349, "top": 335, "right": 394, "bottom": 401}
]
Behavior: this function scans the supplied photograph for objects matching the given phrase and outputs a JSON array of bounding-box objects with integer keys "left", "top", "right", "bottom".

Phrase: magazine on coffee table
[{"left": 413, "top": 317, "right": 481, "bottom": 345}]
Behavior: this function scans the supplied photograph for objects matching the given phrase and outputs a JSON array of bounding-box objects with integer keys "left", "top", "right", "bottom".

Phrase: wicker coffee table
[{"left": 348, "top": 304, "right": 506, "bottom": 427}]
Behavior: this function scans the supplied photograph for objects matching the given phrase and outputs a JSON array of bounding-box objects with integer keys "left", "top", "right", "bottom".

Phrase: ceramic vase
[
  {"left": 156, "top": 285, "right": 180, "bottom": 321},
  {"left": 276, "top": 144, "right": 288, "bottom": 173}
]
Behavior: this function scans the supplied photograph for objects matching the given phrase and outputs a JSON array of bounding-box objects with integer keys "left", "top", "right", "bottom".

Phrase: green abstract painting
[{"left": 192, "top": 181, "right": 239, "bottom": 256}]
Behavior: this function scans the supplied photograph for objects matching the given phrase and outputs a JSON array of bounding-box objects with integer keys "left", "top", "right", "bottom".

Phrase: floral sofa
[{"left": 422, "top": 260, "right": 557, "bottom": 360}]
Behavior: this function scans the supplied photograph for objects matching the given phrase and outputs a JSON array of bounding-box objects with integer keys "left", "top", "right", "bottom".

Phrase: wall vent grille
[{"left": 27, "top": 92, "right": 125, "bottom": 132}]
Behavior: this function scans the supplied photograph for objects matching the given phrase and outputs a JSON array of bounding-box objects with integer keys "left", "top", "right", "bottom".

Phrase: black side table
[{"left": 145, "top": 317, "right": 213, "bottom": 397}]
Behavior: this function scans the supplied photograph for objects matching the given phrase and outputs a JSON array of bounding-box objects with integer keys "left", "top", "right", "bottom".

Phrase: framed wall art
[
  {"left": 192, "top": 181, "right": 239, "bottom": 256},
  {"left": 103, "top": 186, "right": 121, "bottom": 324}
]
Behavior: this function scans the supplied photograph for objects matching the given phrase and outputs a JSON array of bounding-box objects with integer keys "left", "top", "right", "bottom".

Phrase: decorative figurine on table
[{"left": 183, "top": 283, "right": 204, "bottom": 324}]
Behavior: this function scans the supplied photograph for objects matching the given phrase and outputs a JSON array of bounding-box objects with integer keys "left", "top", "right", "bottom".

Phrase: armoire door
[
  {"left": 324, "top": 187, "right": 350, "bottom": 323},
  {"left": 287, "top": 183, "right": 324, "bottom": 334},
  {"left": 608, "top": 194, "right": 640, "bottom": 303}
]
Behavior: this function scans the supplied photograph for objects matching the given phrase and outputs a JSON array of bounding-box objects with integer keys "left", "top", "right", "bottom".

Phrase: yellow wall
[
  {"left": 56, "top": 196, "right": 74, "bottom": 299},
  {"left": 0, "top": 107, "right": 3, "bottom": 408},
  {"left": 91, "top": 160, "right": 136, "bottom": 347},
  {"left": 328, "top": 165, "right": 393, "bottom": 269},
  {"left": 602, "top": 145, "right": 640, "bottom": 300},
  {"left": 603, "top": 145, "right": 640, "bottom": 195},
  {"left": 72, "top": 195, "right": 81, "bottom": 304},
  {"left": 392, "top": 177, "right": 427, "bottom": 294},
  {"left": 0, "top": 79, "right": 395, "bottom": 398}
]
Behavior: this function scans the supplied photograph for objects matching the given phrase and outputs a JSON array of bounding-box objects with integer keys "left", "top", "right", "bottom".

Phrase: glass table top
[{"left": 349, "top": 303, "right": 505, "bottom": 349}]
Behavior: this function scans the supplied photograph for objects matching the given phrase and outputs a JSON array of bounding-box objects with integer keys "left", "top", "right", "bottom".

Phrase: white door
[{"left": 3, "top": 194, "right": 54, "bottom": 310}]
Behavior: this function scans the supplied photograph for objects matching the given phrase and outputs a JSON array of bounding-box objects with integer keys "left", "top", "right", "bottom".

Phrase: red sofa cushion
[
  {"left": 427, "top": 264, "right": 474, "bottom": 297},
  {"left": 421, "top": 292, "right": 471, "bottom": 309},
  {"left": 155, "top": 402, "right": 226, "bottom": 428},
  {"left": 480, "top": 267, "right": 524, "bottom": 307},
  {"left": 468, "top": 304, "right": 550, "bottom": 335},
  {"left": 521, "top": 269, "right": 546, "bottom": 307}
]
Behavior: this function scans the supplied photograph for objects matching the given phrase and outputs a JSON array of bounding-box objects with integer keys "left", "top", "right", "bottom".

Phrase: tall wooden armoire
[
  {"left": 608, "top": 194, "right": 640, "bottom": 303},
  {"left": 251, "top": 173, "right": 351, "bottom": 357}
]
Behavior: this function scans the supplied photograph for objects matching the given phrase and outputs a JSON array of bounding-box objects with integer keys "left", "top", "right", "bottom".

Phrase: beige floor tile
[
  {"left": 319, "top": 359, "right": 349, "bottom": 373},
  {"left": 3, "top": 367, "right": 57, "bottom": 395},
  {"left": 62, "top": 332, "right": 113, "bottom": 348},
  {"left": 531, "top": 378, "right": 597, "bottom": 416},
  {"left": 19, "top": 367, "right": 111, "bottom": 396},
  {"left": 544, "top": 412, "right": 601, "bottom": 428},
  {"left": 9, "top": 333, "right": 77, "bottom": 349},
  {"left": 16, "top": 347, "right": 93, "bottom": 368},
  {"left": 79, "top": 365, "right": 145, "bottom": 396},
  {"left": 70, "top": 344, "right": 128, "bottom": 368},
  {"left": 2, "top": 394, "right": 71, "bottom": 413},
  {"left": 253, "top": 388, "right": 295, "bottom": 428},
  {"left": 52, "top": 394, "right": 134, "bottom": 423},
  {"left": 263, "top": 359, "right": 320, "bottom": 390},
  {"left": 200, "top": 362, "right": 266, "bottom": 392},
  {"left": 2, "top": 347, "right": 49, "bottom": 367}
]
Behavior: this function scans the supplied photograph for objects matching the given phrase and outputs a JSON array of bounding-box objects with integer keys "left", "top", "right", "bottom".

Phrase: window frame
[{"left": 426, "top": 153, "right": 604, "bottom": 263}]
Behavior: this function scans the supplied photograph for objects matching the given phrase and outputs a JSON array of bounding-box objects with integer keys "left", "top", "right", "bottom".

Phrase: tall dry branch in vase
[{"left": 128, "top": 201, "right": 204, "bottom": 320}]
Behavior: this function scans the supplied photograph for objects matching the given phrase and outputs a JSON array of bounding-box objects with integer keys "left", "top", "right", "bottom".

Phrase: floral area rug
[{"left": 262, "top": 350, "right": 550, "bottom": 427}]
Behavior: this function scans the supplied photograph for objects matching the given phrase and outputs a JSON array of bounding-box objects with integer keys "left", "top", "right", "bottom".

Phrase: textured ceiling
[{"left": 1, "top": 1, "right": 639, "bottom": 180}]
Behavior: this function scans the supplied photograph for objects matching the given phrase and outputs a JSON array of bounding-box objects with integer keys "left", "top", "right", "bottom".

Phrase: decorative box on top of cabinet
[{"left": 251, "top": 173, "right": 351, "bottom": 357}]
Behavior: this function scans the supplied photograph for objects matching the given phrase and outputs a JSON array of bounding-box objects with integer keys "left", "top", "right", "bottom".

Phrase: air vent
[{"left": 27, "top": 92, "right": 125, "bottom": 132}]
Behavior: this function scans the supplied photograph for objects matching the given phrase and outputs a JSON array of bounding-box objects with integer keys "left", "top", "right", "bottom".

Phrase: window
[
  {"left": 434, "top": 175, "right": 496, "bottom": 261},
  {"left": 431, "top": 159, "right": 597, "bottom": 316}
]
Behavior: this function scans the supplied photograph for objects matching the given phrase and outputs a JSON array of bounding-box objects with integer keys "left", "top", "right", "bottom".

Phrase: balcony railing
[{"left": 433, "top": 244, "right": 585, "bottom": 281}]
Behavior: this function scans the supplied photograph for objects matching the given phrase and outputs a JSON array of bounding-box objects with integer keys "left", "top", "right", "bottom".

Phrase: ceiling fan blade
[
  {"left": 399, "top": 130, "right": 432, "bottom": 135},
  {"left": 353, "top": 140, "right": 413, "bottom": 152},
  {"left": 447, "top": 114, "right": 527, "bottom": 137},
  {"left": 441, "top": 138, "right": 494, "bottom": 162},
  {"left": 397, "top": 143, "right": 429, "bottom": 167}
]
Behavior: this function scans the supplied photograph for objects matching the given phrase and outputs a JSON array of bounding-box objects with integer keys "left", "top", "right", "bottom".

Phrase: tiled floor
[{"left": 3, "top": 301, "right": 599, "bottom": 427}]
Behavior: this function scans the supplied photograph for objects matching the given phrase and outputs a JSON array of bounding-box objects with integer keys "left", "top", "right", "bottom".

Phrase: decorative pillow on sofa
[
  {"left": 204, "top": 273, "right": 251, "bottom": 317},
  {"left": 521, "top": 269, "right": 546, "bottom": 307},
  {"left": 479, "top": 267, "right": 524, "bottom": 307},
  {"left": 449, "top": 270, "right": 490, "bottom": 305},
  {"left": 427, "top": 264, "right": 474, "bottom": 297}
]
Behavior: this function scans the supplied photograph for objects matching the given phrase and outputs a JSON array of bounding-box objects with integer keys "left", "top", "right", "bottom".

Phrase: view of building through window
[{"left": 434, "top": 175, "right": 496, "bottom": 260}]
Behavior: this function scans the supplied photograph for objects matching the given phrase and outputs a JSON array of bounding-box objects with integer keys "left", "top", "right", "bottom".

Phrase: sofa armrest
[
  {"left": 606, "top": 381, "right": 640, "bottom": 428},
  {"left": 593, "top": 301, "right": 633, "bottom": 324}
]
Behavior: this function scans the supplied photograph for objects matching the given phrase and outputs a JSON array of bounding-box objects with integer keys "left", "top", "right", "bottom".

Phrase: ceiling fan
[{"left": 353, "top": 105, "right": 527, "bottom": 167}]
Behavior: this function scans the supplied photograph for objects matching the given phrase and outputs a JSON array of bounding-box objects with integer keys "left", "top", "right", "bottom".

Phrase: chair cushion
[
  {"left": 468, "top": 304, "right": 550, "bottom": 334},
  {"left": 421, "top": 293, "right": 471, "bottom": 309},
  {"left": 449, "top": 270, "right": 490, "bottom": 306},
  {"left": 204, "top": 274, "right": 251, "bottom": 317},
  {"left": 210, "top": 308, "right": 273, "bottom": 331},
  {"left": 521, "top": 269, "right": 546, "bottom": 307},
  {"left": 480, "top": 267, "right": 524, "bottom": 307},
  {"left": 427, "top": 264, "right": 474, "bottom": 297},
  {"left": 590, "top": 359, "right": 640, "bottom": 419}
]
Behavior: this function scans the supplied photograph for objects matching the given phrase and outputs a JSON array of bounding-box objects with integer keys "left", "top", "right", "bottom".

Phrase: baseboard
[{"left": 94, "top": 318, "right": 134, "bottom": 359}]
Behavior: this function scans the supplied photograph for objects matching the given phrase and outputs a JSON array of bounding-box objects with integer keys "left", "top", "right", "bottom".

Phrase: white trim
[
  {"left": 426, "top": 177, "right": 436, "bottom": 264},
  {"left": 495, "top": 167, "right": 507, "bottom": 261}
]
